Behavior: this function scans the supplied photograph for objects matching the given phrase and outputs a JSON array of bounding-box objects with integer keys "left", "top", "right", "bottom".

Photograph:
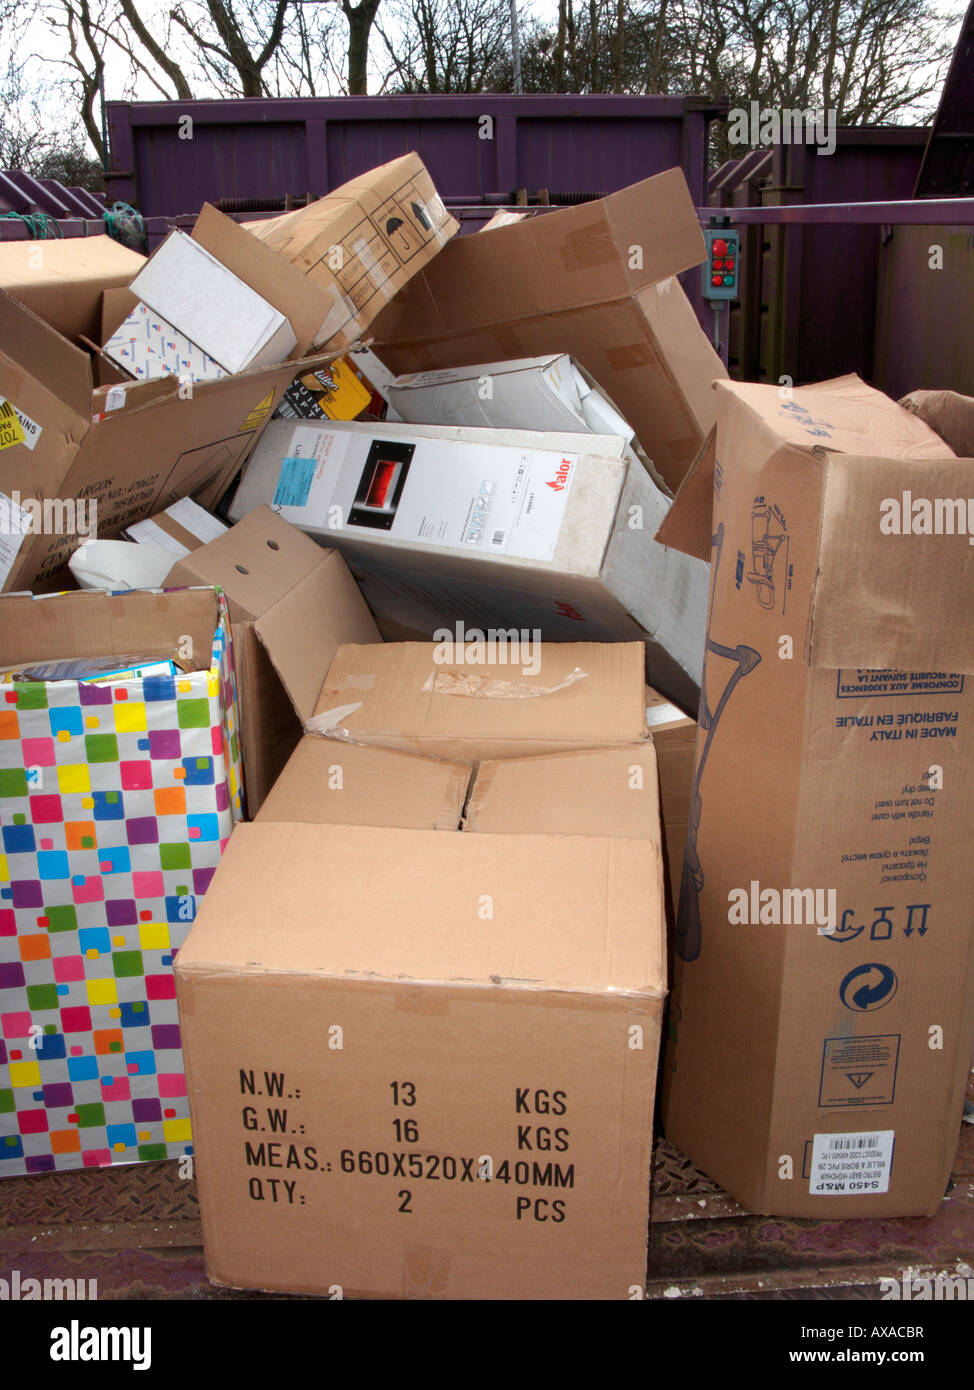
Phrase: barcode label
[
  {"left": 491, "top": 529, "right": 506, "bottom": 546},
  {"left": 829, "top": 1134, "right": 879, "bottom": 1150},
  {"left": 809, "top": 1129, "right": 894, "bottom": 1195},
  {"left": 0, "top": 401, "right": 14, "bottom": 418}
]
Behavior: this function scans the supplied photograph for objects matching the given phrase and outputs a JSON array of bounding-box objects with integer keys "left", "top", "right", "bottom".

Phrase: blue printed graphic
[
  {"left": 274, "top": 457, "right": 316, "bottom": 508},
  {"left": 839, "top": 962, "right": 898, "bottom": 1012}
]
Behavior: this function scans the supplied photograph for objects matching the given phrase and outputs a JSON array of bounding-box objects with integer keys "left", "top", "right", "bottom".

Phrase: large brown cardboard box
[
  {"left": 0, "top": 219, "right": 343, "bottom": 593},
  {"left": 175, "top": 641, "right": 665, "bottom": 1299},
  {"left": 658, "top": 375, "right": 974, "bottom": 1217},
  {"left": 165, "top": 507, "right": 379, "bottom": 815},
  {"left": 244, "top": 153, "right": 458, "bottom": 351},
  {"left": 369, "top": 167, "right": 725, "bottom": 492}
]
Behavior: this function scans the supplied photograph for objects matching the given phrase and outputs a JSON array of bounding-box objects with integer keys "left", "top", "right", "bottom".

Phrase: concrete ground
[{"left": 2, "top": 1113, "right": 971, "bottom": 1301}]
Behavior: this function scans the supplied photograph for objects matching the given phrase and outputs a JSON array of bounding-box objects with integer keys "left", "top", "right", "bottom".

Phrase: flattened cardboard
[
  {"left": 661, "top": 375, "right": 974, "bottom": 1218},
  {"left": 312, "top": 641, "right": 648, "bottom": 761},
  {"left": 256, "top": 736, "right": 470, "bottom": 829},
  {"left": 165, "top": 507, "right": 380, "bottom": 813},
  {"left": 369, "top": 167, "right": 724, "bottom": 491}
]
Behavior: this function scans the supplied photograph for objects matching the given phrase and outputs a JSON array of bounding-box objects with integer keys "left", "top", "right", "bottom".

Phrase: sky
[{"left": 5, "top": 0, "right": 965, "bottom": 154}]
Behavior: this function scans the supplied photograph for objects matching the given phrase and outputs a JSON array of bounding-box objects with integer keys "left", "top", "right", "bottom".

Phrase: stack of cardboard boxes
[{"left": 1, "top": 147, "right": 972, "bottom": 1300}]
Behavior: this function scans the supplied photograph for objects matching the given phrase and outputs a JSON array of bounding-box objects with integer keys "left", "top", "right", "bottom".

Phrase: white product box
[
  {"left": 130, "top": 229, "right": 297, "bottom": 374},
  {"left": 103, "top": 302, "right": 228, "bottom": 383},
  {"left": 229, "top": 418, "right": 709, "bottom": 710}
]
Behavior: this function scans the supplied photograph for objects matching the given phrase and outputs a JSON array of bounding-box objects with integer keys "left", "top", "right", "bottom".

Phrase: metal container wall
[{"left": 104, "top": 94, "right": 726, "bottom": 218}]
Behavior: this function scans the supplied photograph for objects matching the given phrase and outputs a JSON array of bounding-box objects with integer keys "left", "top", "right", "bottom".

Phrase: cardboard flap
[
  {"left": 466, "top": 745, "right": 662, "bottom": 845},
  {"left": 899, "top": 389, "right": 974, "bottom": 458},
  {"left": 256, "top": 736, "right": 470, "bottom": 830},
  {"left": 190, "top": 204, "right": 325, "bottom": 358},
  {"left": 654, "top": 428, "right": 716, "bottom": 561},
  {"left": 809, "top": 452, "right": 974, "bottom": 671},
  {"left": 254, "top": 555, "right": 380, "bottom": 723},
  {"left": 719, "top": 375, "right": 955, "bottom": 461},
  {"left": 376, "top": 167, "right": 705, "bottom": 338},
  {"left": 177, "top": 820, "right": 665, "bottom": 995},
  {"left": 0, "top": 288, "right": 93, "bottom": 421}
]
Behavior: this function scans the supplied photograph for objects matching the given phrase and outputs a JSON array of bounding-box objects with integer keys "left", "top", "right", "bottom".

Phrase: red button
[
  {"left": 712, "top": 275, "right": 723, "bottom": 286},
  {"left": 713, "top": 258, "right": 724, "bottom": 269},
  {"left": 725, "top": 258, "right": 735, "bottom": 270},
  {"left": 713, "top": 238, "right": 728, "bottom": 256}
]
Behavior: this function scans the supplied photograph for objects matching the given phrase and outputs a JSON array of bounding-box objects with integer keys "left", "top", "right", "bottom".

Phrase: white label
[
  {"left": 105, "top": 386, "right": 127, "bottom": 411},
  {"left": 162, "top": 497, "right": 229, "bottom": 543},
  {"left": 809, "top": 1130, "right": 894, "bottom": 1195},
  {"left": 10, "top": 405, "right": 42, "bottom": 450},
  {"left": 0, "top": 493, "right": 30, "bottom": 586},
  {"left": 125, "top": 519, "right": 192, "bottom": 557}
]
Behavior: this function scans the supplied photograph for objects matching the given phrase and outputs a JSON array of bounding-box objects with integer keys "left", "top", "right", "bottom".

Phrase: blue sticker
[{"left": 274, "top": 456, "right": 316, "bottom": 508}]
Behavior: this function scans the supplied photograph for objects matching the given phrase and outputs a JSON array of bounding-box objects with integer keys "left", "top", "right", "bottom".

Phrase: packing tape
[
  {"left": 561, "top": 221, "right": 616, "bottom": 272},
  {"left": 315, "top": 285, "right": 360, "bottom": 349},
  {"left": 351, "top": 236, "right": 394, "bottom": 301},
  {"left": 394, "top": 985, "right": 450, "bottom": 1017},
  {"left": 304, "top": 701, "right": 362, "bottom": 735},
  {"left": 604, "top": 342, "right": 654, "bottom": 370},
  {"left": 421, "top": 669, "right": 588, "bottom": 699},
  {"left": 402, "top": 1245, "right": 451, "bottom": 1298}
]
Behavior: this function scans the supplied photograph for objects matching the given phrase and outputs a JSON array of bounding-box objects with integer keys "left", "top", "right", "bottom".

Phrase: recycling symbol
[{"left": 839, "top": 962, "right": 898, "bottom": 1012}]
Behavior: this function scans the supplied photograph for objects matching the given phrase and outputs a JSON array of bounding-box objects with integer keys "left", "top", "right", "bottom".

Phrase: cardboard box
[
  {"left": 369, "top": 167, "right": 725, "bottom": 492},
  {"left": 229, "top": 418, "right": 709, "bottom": 710},
  {"left": 102, "top": 302, "right": 229, "bottom": 385},
  {"left": 164, "top": 508, "right": 380, "bottom": 815},
  {"left": 0, "top": 586, "right": 243, "bottom": 1176},
  {"left": 645, "top": 687, "right": 696, "bottom": 922},
  {"left": 0, "top": 228, "right": 343, "bottom": 593},
  {"left": 0, "top": 236, "right": 145, "bottom": 346},
  {"left": 125, "top": 498, "right": 229, "bottom": 558},
  {"left": 175, "top": 640, "right": 664, "bottom": 1299},
  {"left": 244, "top": 154, "right": 458, "bottom": 351},
  {"left": 658, "top": 375, "right": 974, "bottom": 1217},
  {"left": 130, "top": 230, "right": 297, "bottom": 374}
]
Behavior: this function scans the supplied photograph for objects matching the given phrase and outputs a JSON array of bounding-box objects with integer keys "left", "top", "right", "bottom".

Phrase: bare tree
[{"left": 375, "top": 0, "right": 510, "bottom": 92}]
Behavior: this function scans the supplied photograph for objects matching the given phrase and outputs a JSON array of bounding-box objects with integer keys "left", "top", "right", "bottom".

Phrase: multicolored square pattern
[{"left": 0, "top": 589, "right": 242, "bottom": 1175}]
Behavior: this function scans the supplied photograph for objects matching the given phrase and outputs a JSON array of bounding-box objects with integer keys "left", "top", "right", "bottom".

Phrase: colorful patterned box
[{"left": 0, "top": 586, "right": 242, "bottom": 1175}]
